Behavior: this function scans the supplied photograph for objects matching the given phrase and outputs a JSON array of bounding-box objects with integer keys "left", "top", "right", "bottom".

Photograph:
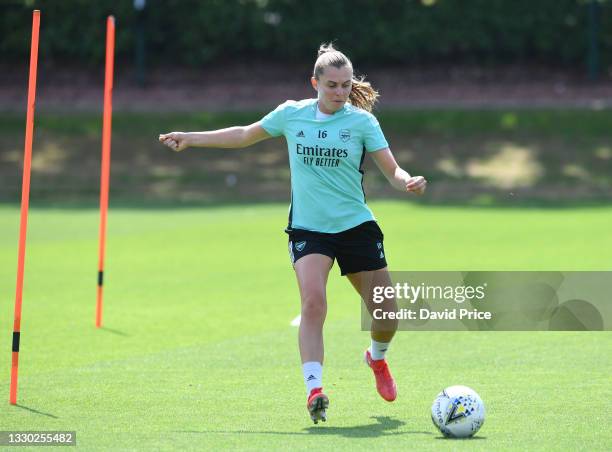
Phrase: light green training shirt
[{"left": 261, "top": 98, "right": 388, "bottom": 233}]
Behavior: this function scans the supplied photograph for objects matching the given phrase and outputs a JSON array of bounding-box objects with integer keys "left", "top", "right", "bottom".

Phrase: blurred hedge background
[{"left": 1, "top": 0, "right": 610, "bottom": 72}]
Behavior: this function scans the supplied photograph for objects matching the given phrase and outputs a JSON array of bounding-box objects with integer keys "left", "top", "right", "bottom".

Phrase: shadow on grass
[
  {"left": 435, "top": 435, "right": 488, "bottom": 440},
  {"left": 2, "top": 110, "right": 611, "bottom": 211},
  {"left": 178, "top": 416, "right": 432, "bottom": 438},
  {"left": 303, "top": 416, "right": 429, "bottom": 438},
  {"left": 98, "top": 327, "right": 129, "bottom": 337},
  {"left": 13, "top": 404, "right": 58, "bottom": 418}
]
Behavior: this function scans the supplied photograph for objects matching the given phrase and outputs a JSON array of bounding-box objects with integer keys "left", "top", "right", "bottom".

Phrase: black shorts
[{"left": 287, "top": 221, "right": 387, "bottom": 276}]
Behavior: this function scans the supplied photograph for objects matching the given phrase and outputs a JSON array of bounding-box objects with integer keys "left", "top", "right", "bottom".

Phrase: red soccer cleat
[
  {"left": 365, "top": 349, "right": 397, "bottom": 402},
  {"left": 307, "top": 387, "right": 329, "bottom": 424}
]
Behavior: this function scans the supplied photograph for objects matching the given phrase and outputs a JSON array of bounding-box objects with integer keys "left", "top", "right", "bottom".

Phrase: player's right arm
[{"left": 158, "top": 121, "right": 271, "bottom": 152}]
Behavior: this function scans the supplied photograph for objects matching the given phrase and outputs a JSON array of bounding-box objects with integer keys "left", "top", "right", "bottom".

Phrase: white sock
[
  {"left": 370, "top": 339, "right": 390, "bottom": 361},
  {"left": 302, "top": 361, "right": 323, "bottom": 395}
]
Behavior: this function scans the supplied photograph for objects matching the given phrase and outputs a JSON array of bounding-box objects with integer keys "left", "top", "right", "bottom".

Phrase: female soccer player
[{"left": 159, "top": 43, "right": 426, "bottom": 424}]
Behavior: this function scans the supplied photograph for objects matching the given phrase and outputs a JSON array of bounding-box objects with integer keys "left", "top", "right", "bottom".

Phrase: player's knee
[{"left": 301, "top": 292, "right": 327, "bottom": 320}]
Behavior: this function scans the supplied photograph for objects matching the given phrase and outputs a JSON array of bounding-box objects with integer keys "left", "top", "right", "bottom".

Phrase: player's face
[{"left": 311, "top": 65, "right": 353, "bottom": 114}]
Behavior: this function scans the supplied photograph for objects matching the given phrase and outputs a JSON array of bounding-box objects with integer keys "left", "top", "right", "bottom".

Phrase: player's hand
[
  {"left": 406, "top": 176, "right": 427, "bottom": 195},
  {"left": 158, "top": 132, "right": 189, "bottom": 152}
]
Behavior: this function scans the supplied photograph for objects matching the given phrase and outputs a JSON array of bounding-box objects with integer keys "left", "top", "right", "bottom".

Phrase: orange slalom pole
[
  {"left": 10, "top": 10, "right": 40, "bottom": 406},
  {"left": 96, "top": 16, "right": 115, "bottom": 328}
]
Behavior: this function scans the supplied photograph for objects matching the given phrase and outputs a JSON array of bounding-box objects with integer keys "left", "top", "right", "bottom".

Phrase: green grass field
[{"left": 0, "top": 201, "right": 610, "bottom": 450}]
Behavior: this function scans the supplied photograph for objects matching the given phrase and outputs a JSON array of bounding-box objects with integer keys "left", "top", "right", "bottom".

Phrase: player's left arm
[{"left": 370, "top": 148, "right": 427, "bottom": 195}]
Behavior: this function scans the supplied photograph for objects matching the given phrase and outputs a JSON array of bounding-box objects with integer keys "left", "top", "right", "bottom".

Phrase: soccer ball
[{"left": 431, "top": 385, "right": 485, "bottom": 438}]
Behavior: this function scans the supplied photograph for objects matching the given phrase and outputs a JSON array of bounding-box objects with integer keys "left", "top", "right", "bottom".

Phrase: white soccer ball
[{"left": 431, "top": 385, "right": 485, "bottom": 438}]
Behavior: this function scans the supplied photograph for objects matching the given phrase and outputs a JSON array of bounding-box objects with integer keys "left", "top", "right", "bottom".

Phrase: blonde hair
[{"left": 313, "top": 43, "right": 379, "bottom": 112}]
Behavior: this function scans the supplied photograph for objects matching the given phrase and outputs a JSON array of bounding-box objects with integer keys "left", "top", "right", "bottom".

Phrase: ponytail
[{"left": 349, "top": 76, "right": 379, "bottom": 112}]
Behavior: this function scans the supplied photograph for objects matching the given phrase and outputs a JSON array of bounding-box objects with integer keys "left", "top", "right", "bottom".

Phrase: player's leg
[
  {"left": 293, "top": 253, "right": 333, "bottom": 422},
  {"left": 347, "top": 267, "right": 398, "bottom": 343},
  {"left": 294, "top": 253, "right": 332, "bottom": 364},
  {"left": 347, "top": 267, "right": 399, "bottom": 402}
]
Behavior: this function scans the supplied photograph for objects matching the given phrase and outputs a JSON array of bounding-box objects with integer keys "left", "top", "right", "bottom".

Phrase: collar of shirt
[{"left": 313, "top": 100, "right": 348, "bottom": 120}]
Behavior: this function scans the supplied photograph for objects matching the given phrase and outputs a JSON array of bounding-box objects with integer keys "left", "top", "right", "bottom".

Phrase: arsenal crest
[{"left": 339, "top": 129, "right": 351, "bottom": 142}]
